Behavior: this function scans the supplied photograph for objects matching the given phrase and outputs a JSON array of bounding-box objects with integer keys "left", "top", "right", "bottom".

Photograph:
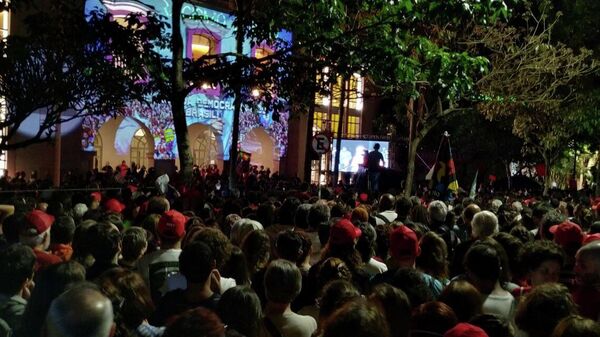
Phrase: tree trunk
[
  {"left": 595, "top": 144, "right": 600, "bottom": 196},
  {"left": 505, "top": 160, "right": 511, "bottom": 191},
  {"left": 228, "top": 0, "right": 246, "bottom": 192},
  {"left": 303, "top": 91, "right": 316, "bottom": 182},
  {"left": 403, "top": 135, "right": 421, "bottom": 197},
  {"left": 332, "top": 76, "right": 348, "bottom": 187},
  {"left": 542, "top": 151, "right": 551, "bottom": 196},
  {"left": 171, "top": 0, "right": 193, "bottom": 184}
]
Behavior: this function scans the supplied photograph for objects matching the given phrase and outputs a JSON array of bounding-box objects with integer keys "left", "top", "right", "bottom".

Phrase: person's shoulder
[
  {"left": 288, "top": 312, "right": 317, "bottom": 331},
  {"left": 147, "top": 249, "right": 181, "bottom": 263},
  {"left": 369, "top": 257, "right": 388, "bottom": 270}
]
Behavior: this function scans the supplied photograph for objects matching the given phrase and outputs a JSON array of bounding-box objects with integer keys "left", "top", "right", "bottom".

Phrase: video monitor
[{"left": 331, "top": 139, "right": 389, "bottom": 173}]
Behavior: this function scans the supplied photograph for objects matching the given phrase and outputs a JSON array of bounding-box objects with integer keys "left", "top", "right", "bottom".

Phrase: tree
[
  {"left": 368, "top": 0, "right": 510, "bottom": 197},
  {"left": 475, "top": 8, "right": 598, "bottom": 195},
  {"left": 0, "top": 1, "right": 162, "bottom": 150}
]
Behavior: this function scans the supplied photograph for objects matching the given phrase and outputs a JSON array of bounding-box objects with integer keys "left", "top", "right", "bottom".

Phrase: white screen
[{"left": 331, "top": 139, "right": 389, "bottom": 172}]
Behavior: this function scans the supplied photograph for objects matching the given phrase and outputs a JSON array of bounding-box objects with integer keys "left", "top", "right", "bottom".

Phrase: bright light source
[
  {"left": 201, "top": 83, "right": 210, "bottom": 90},
  {"left": 251, "top": 89, "right": 260, "bottom": 97},
  {"left": 322, "top": 96, "right": 330, "bottom": 106}
]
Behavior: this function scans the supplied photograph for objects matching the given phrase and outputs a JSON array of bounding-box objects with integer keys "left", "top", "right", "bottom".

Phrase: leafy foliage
[{"left": 0, "top": 1, "right": 165, "bottom": 149}]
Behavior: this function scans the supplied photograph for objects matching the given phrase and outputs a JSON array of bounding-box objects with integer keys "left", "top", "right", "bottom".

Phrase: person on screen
[
  {"left": 350, "top": 145, "right": 367, "bottom": 172},
  {"left": 367, "top": 143, "right": 385, "bottom": 193},
  {"left": 340, "top": 147, "right": 352, "bottom": 172}
]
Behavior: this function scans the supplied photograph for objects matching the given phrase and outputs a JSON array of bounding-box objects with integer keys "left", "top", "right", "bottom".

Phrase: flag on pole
[
  {"left": 425, "top": 165, "right": 435, "bottom": 181},
  {"left": 430, "top": 132, "right": 459, "bottom": 197},
  {"left": 469, "top": 170, "right": 479, "bottom": 199}
]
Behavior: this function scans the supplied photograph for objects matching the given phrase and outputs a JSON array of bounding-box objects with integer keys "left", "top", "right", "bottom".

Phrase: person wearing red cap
[
  {"left": 137, "top": 209, "right": 187, "bottom": 301},
  {"left": 444, "top": 323, "right": 489, "bottom": 337},
  {"left": 550, "top": 221, "right": 583, "bottom": 267},
  {"left": 104, "top": 198, "right": 126, "bottom": 214},
  {"left": 549, "top": 220, "right": 584, "bottom": 288},
  {"left": 371, "top": 225, "right": 444, "bottom": 298},
  {"left": 316, "top": 219, "right": 364, "bottom": 280},
  {"left": 18, "top": 210, "right": 61, "bottom": 272}
]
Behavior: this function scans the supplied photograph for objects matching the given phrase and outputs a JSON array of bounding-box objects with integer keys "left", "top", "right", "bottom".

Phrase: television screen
[{"left": 331, "top": 139, "right": 389, "bottom": 173}]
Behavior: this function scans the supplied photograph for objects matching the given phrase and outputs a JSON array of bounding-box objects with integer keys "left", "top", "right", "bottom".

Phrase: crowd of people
[{"left": 0, "top": 165, "right": 600, "bottom": 337}]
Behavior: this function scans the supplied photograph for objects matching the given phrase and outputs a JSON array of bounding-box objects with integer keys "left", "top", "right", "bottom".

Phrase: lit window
[
  {"left": 0, "top": 10, "right": 8, "bottom": 39},
  {"left": 347, "top": 115, "right": 360, "bottom": 137},
  {"left": 191, "top": 34, "right": 214, "bottom": 60},
  {"left": 255, "top": 46, "right": 272, "bottom": 60},
  {"left": 0, "top": 10, "right": 8, "bottom": 174},
  {"left": 115, "top": 17, "right": 129, "bottom": 28}
]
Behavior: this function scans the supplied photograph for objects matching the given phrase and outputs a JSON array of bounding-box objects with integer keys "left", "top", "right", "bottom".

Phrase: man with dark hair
[
  {"left": 276, "top": 230, "right": 304, "bottom": 264},
  {"left": 539, "top": 209, "right": 565, "bottom": 240},
  {"left": 120, "top": 227, "right": 148, "bottom": 270},
  {"left": 45, "top": 283, "right": 114, "bottom": 337},
  {"left": 0, "top": 244, "right": 36, "bottom": 331},
  {"left": 137, "top": 210, "right": 186, "bottom": 300},
  {"left": 86, "top": 223, "right": 122, "bottom": 280},
  {"left": 49, "top": 215, "right": 76, "bottom": 261},
  {"left": 531, "top": 202, "right": 552, "bottom": 237},
  {"left": 395, "top": 196, "right": 413, "bottom": 225},
  {"left": 306, "top": 201, "right": 330, "bottom": 265},
  {"left": 356, "top": 222, "right": 387, "bottom": 277},
  {"left": 366, "top": 143, "right": 385, "bottom": 193},
  {"left": 146, "top": 196, "right": 170, "bottom": 215},
  {"left": 19, "top": 210, "right": 61, "bottom": 271},
  {"left": 374, "top": 194, "right": 397, "bottom": 225},
  {"left": 152, "top": 241, "right": 220, "bottom": 325}
]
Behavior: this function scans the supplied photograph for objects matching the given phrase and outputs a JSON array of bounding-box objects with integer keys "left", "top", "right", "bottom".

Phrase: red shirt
[
  {"left": 49, "top": 243, "right": 73, "bottom": 262},
  {"left": 33, "top": 249, "right": 62, "bottom": 272}
]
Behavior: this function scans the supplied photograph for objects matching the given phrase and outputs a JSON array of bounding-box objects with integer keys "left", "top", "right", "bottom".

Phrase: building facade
[{"left": 5, "top": 0, "right": 381, "bottom": 182}]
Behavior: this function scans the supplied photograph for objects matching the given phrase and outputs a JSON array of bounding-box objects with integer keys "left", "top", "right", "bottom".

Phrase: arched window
[
  {"left": 193, "top": 129, "right": 218, "bottom": 168},
  {"left": 130, "top": 129, "right": 149, "bottom": 168},
  {"left": 191, "top": 34, "right": 215, "bottom": 61}
]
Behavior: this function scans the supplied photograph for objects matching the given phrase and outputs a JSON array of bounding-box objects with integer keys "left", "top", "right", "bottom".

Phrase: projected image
[
  {"left": 331, "top": 139, "right": 389, "bottom": 173},
  {"left": 82, "top": 0, "right": 291, "bottom": 161}
]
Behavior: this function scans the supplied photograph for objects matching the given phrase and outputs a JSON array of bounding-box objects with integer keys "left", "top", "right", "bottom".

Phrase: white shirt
[
  {"left": 483, "top": 290, "right": 516, "bottom": 324},
  {"left": 165, "top": 273, "right": 237, "bottom": 294},
  {"left": 266, "top": 308, "right": 317, "bottom": 337},
  {"left": 137, "top": 248, "right": 181, "bottom": 297},
  {"left": 375, "top": 210, "right": 398, "bottom": 225},
  {"left": 364, "top": 258, "right": 388, "bottom": 276}
]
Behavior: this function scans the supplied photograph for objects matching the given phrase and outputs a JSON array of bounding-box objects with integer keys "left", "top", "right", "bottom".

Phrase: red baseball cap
[
  {"left": 329, "top": 219, "right": 362, "bottom": 246},
  {"left": 105, "top": 198, "right": 126, "bottom": 214},
  {"left": 90, "top": 192, "right": 102, "bottom": 203},
  {"left": 389, "top": 225, "right": 420, "bottom": 259},
  {"left": 157, "top": 210, "right": 187, "bottom": 240},
  {"left": 550, "top": 220, "right": 583, "bottom": 247},
  {"left": 444, "top": 323, "right": 489, "bottom": 337},
  {"left": 583, "top": 233, "right": 600, "bottom": 245},
  {"left": 22, "top": 210, "right": 55, "bottom": 236}
]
